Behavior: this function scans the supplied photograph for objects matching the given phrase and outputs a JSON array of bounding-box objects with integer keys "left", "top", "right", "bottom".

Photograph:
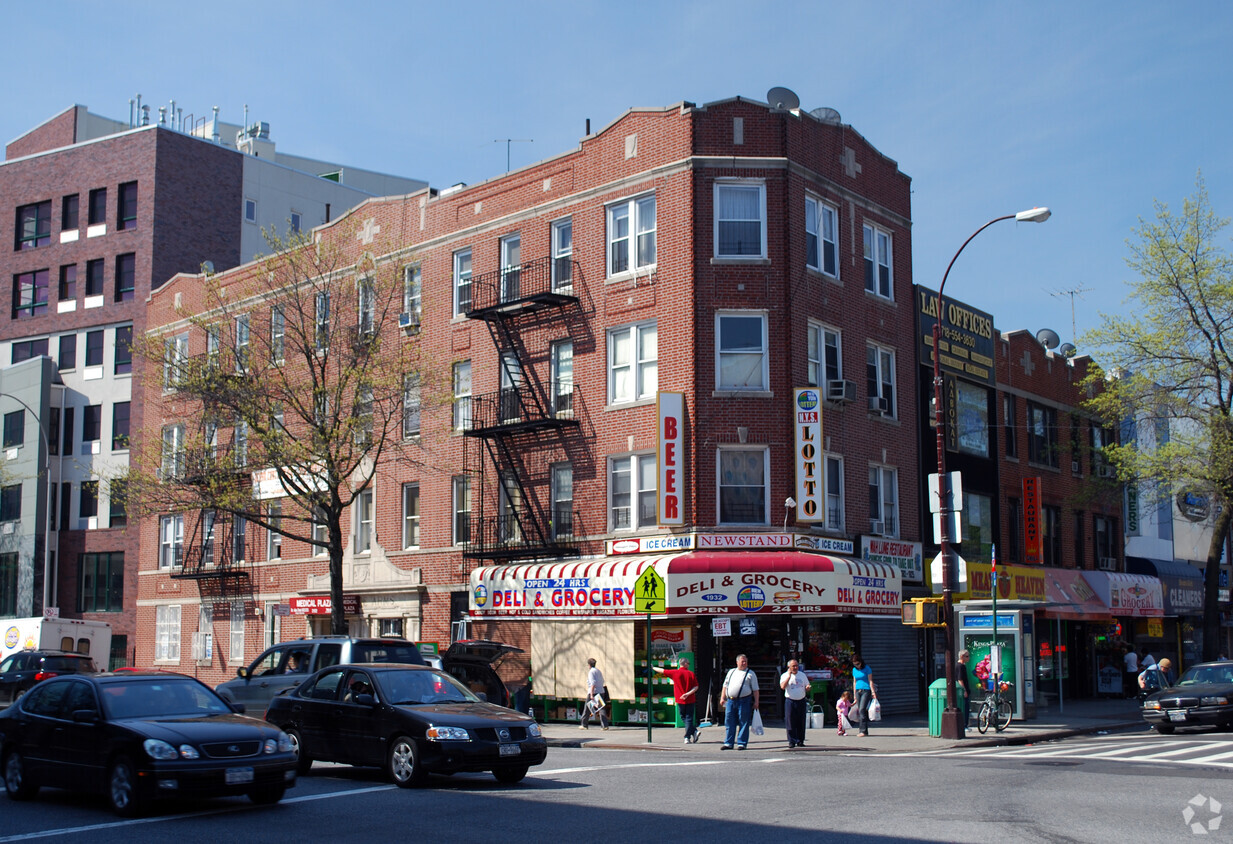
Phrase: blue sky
[{"left": 4, "top": 1, "right": 1230, "bottom": 350}]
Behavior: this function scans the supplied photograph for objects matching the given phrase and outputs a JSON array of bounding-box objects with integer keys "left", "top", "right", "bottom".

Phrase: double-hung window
[
  {"left": 402, "top": 484, "right": 420, "bottom": 548},
  {"left": 1004, "top": 394, "right": 1018, "bottom": 458},
  {"left": 607, "top": 195, "right": 656, "bottom": 276},
  {"left": 866, "top": 345, "right": 896, "bottom": 417},
  {"left": 109, "top": 479, "right": 127, "bottom": 527},
  {"left": 315, "top": 291, "right": 330, "bottom": 353},
  {"left": 500, "top": 233, "right": 521, "bottom": 302},
  {"left": 714, "top": 181, "right": 766, "bottom": 258},
  {"left": 88, "top": 188, "right": 107, "bottom": 227},
  {"left": 0, "top": 485, "right": 20, "bottom": 522},
  {"left": 452, "top": 476, "right": 471, "bottom": 545},
  {"left": 403, "top": 373, "right": 421, "bottom": 438},
  {"left": 267, "top": 504, "right": 282, "bottom": 560},
  {"left": 1027, "top": 402, "right": 1058, "bottom": 467},
  {"left": 807, "top": 322, "right": 841, "bottom": 388},
  {"left": 403, "top": 265, "right": 421, "bottom": 325},
  {"left": 552, "top": 340, "right": 573, "bottom": 417},
  {"left": 161, "top": 424, "right": 185, "bottom": 480},
  {"left": 863, "top": 223, "right": 893, "bottom": 299},
  {"left": 452, "top": 361, "right": 471, "bottom": 431},
  {"left": 1094, "top": 515, "right": 1118, "bottom": 564},
  {"left": 16, "top": 201, "right": 51, "bottom": 249},
  {"left": 825, "top": 455, "right": 844, "bottom": 531},
  {"left": 233, "top": 420, "right": 248, "bottom": 467},
  {"left": 85, "top": 330, "right": 104, "bottom": 367},
  {"left": 357, "top": 277, "right": 375, "bottom": 336},
  {"left": 270, "top": 306, "right": 285, "bottom": 364},
  {"left": 716, "top": 312, "right": 768, "bottom": 391},
  {"left": 229, "top": 601, "right": 245, "bottom": 663},
  {"left": 61, "top": 195, "right": 79, "bottom": 233},
  {"left": 235, "top": 314, "right": 250, "bottom": 372},
  {"left": 112, "top": 403, "right": 130, "bottom": 450},
  {"left": 354, "top": 489, "right": 373, "bottom": 554},
  {"left": 805, "top": 196, "right": 838, "bottom": 276},
  {"left": 13, "top": 269, "right": 48, "bottom": 318},
  {"left": 718, "top": 447, "right": 769, "bottom": 525},
  {"left": 453, "top": 248, "right": 472, "bottom": 316},
  {"left": 610, "top": 453, "right": 656, "bottom": 530},
  {"left": 114, "top": 326, "right": 132, "bottom": 374},
  {"left": 868, "top": 465, "right": 899, "bottom": 537},
  {"left": 608, "top": 322, "right": 657, "bottom": 404},
  {"left": 82, "top": 405, "right": 102, "bottom": 444},
  {"left": 59, "top": 265, "right": 76, "bottom": 300},
  {"left": 551, "top": 463, "right": 574, "bottom": 538},
  {"left": 118, "top": 182, "right": 138, "bottom": 230},
  {"left": 155, "top": 604, "right": 181, "bottom": 661},
  {"left": 552, "top": 218, "right": 573, "bottom": 290},
  {"left": 85, "top": 259, "right": 104, "bottom": 297},
  {"left": 164, "top": 333, "right": 188, "bottom": 389},
  {"left": 159, "top": 515, "right": 184, "bottom": 569},
  {"left": 2, "top": 412, "right": 22, "bottom": 449}
]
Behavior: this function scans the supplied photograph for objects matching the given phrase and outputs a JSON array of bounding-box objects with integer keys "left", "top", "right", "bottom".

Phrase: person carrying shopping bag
[
  {"left": 851, "top": 654, "right": 877, "bottom": 737},
  {"left": 719, "top": 654, "right": 759, "bottom": 750}
]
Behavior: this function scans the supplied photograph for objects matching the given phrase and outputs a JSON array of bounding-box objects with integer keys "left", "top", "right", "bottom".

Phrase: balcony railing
[
  {"left": 466, "top": 256, "right": 578, "bottom": 318},
  {"left": 464, "top": 382, "right": 578, "bottom": 436},
  {"left": 462, "top": 509, "right": 582, "bottom": 561}
]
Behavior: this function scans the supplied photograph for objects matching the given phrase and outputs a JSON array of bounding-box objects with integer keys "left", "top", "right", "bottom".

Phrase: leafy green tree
[{"left": 1084, "top": 176, "right": 1232, "bottom": 661}]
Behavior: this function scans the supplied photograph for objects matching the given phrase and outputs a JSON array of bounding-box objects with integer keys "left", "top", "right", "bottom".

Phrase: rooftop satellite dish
[
  {"left": 767, "top": 86, "right": 800, "bottom": 111},
  {"left": 1036, "top": 328, "right": 1061, "bottom": 350},
  {"left": 1059, "top": 342, "right": 1077, "bottom": 357},
  {"left": 810, "top": 107, "right": 842, "bottom": 124}
]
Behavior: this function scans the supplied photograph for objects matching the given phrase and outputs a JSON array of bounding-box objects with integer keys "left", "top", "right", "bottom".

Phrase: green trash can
[{"left": 928, "top": 678, "right": 967, "bottom": 737}]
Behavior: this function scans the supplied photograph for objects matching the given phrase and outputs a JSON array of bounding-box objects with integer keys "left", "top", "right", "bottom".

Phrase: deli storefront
[{"left": 469, "top": 550, "right": 904, "bottom": 724}]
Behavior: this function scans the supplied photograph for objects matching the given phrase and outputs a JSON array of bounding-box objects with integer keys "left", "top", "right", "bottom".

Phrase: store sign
[
  {"left": 471, "top": 567, "right": 642, "bottom": 617},
  {"left": 251, "top": 464, "right": 328, "bottom": 500},
  {"left": 948, "top": 562, "right": 1046, "bottom": 602},
  {"left": 697, "top": 533, "right": 794, "bottom": 549},
  {"left": 1023, "top": 477, "right": 1042, "bottom": 564},
  {"left": 289, "top": 595, "right": 361, "bottom": 615},
  {"left": 794, "top": 535, "right": 855, "bottom": 555},
  {"left": 657, "top": 392, "right": 685, "bottom": 526},
  {"left": 1126, "top": 485, "right": 1139, "bottom": 534},
  {"left": 861, "top": 537, "right": 923, "bottom": 583},
  {"left": 607, "top": 535, "right": 695, "bottom": 555},
  {"left": 670, "top": 564, "right": 901, "bottom": 616},
  {"left": 712, "top": 617, "right": 732, "bottom": 637},
  {"left": 793, "top": 388, "right": 823, "bottom": 522},
  {"left": 916, "top": 286, "right": 996, "bottom": 386}
]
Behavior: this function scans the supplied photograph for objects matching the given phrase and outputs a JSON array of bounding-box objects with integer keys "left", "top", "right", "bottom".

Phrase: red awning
[{"left": 1042, "top": 568, "right": 1112, "bottom": 620}]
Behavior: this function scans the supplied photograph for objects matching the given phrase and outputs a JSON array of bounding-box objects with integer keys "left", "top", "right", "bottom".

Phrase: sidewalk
[{"left": 541, "top": 697, "right": 1146, "bottom": 754}]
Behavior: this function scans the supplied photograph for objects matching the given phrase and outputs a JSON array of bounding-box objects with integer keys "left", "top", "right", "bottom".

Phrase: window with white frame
[
  {"left": 200, "top": 510, "right": 216, "bottom": 566},
  {"left": 608, "top": 322, "right": 657, "bottom": 404},
  {"left": 863, "top": 223, "right": 893, "bottom": 299},
  {"left": 807, "top": 322, "right": 842, "bottom": 388},
  {"left": 235, "top": 314, "right": 250, "bottom": 372},
  {"left": 805, "top": 196, "right": 838, "bottom": 276},
  {"left": 866, "top": 344, "right": 896, "bottom": 416},
  {"left": 718, "top": 447, "right": 769, "bottom": 525},
  {"left": 499, "top": 473, "right": 522, "bottom": 545},
  {"left": 552, "top": 218, "right": 573, "bottom": 290},
  {"left": 233, "top": 421, "right": 247, "bottom": 467},
  {"left": 453, "top": 248, "right": 472, "bottom": 316},
  {"left": 164, "top": 333, "right": 188, "bottom": 389},
  {"left": 161, "top": 424, "right": 185, "bottom": 480},
  {"left": 155, "top": 604, "right": 181, "bottom": 662},
  {"left": 868, "top": 465, "right": 899, "bottom": 537},
  {"left": 266, "top": 503, "right": 282, "bottom": 560},
  {"left": 244, "top": 199, "right": 256, "bottom": 223},
  {"left": 453, "top": 361, "right": 471, "bottom": 430},
  {"left": 315, "top": 291, "right": 330, "bottom": 353},
  {"left": 403, "top": 373, "right": 421, "bottom": 438},
  {"left": 552, "top": 340, "right": 573, "bottom": 417},
  {"left": 197, "top": 602, "right": 213, "bottom": 661},
  {"left": 825, "top": 454, "right": 844, "bottom": 531},
  {"left": 312, "top": 506, "right": 328, "bottom": 553},
  {"left": 499, "top": 352, "right": 524, "bottom": 424},
  {"left": 206, "top": 325, "right": 220, "bottom": 369},
  {"left": 270, "top": 306, "right": 285, "bottom": 364},
  {"left": 354, "top": 489, "right": 373, "bottom": 554},
  {"left": 500, "top": 233, "right": 521, "bottom": 302},
  {"left": 610, "top": 453, "right": 657, "bottom": 530},
  {"left": 358, "top": 276, "right": 375, "bottom": 336},
  {"left": 353, "top": 386, "right": 374, "bottom": 446},
  {"left": 551, "top": 463, "right": 573, "bottom": 539},
  {"left": 402, "top": 483, "right": 419, "bottom": 549},
  {"left": 714, "top": 181, "right": 766, "bottom": 258},
  {"left": 607, "top": 195, "right": 656, "bottom": 276},
  {"left": 403, "top": 265, "right": 421, "bottom": 324},
  {"left": 159, "top": 515, "right": 183, "bottom": 568},
  {"left": 230, "top": 601, "right": 245, "bottom": 663},
  {"left": 716, "top": 312, "right": 768, "bottom": 391},
  {"left": 452, "top": 476, "right": 471, "bottom": 545}
]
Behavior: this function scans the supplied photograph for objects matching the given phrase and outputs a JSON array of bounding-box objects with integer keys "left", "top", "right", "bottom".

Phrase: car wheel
[
  {"left": 3, "top": 750, "right": 39, "bottom": 801},
  {"left": 248, "top": 784, "right": 286, "bottom": 805},
  {"left": 386, "top": 736, "right": 425, "bottom": 788},
  {"left": 1153, "top": 723, "right": 1176, "bottom": 735},
  {"left": 493, "top": 766, "right": 528, "bottom": 785},
  {"left": 107, "top": 756, "right": 144, "bottom": 817},
  {"left": 285, "top": 727, "right": 313, "bottom": 775}
]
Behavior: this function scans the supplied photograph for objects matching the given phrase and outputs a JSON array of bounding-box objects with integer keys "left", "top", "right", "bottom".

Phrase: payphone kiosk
[{"left": 956, "top": 601, "right": 1038, "bottom": 720}]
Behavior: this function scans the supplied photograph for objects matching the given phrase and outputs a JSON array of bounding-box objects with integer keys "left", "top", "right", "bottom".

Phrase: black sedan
[
  {"left": 264, "top": 663, "right": 546, "bottom": 786},
  {"left": 1142, "top": 659, "right": 1233, "bottom": 733},
  {"left": 0, "top": 672, "right": 296, "bottom": 815}
]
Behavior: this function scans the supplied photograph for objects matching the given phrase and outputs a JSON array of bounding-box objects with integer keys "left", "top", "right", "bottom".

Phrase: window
[
  {"left": 290, "top": 211, "right": 301, "bottom": 234},
  {"left": 805, "top": 196, "right": 838, "bottom": 276},
  {"left": 61, "top": 195, "right": 79, "bottom": 232},
  {"left": 403, "top": 265, "right": 421, "bottom": 323},
  {"left": 1074, "top": 511, "right": 1086, "bottom": 567},
  {"left": 402, "top": 484, "right": 420, "bottom": 549},
  {"left": 716, "top": 312, "right": 768, "bottom": 391},
  {"left": 88, "top": 188, "right": 107, "bottom": 226},
  {"left": 164, "top": 333, "right": 188, "bottom": 388},
  {"left": 111, "top": 402, "right": 130, "bottom": 449},
  {"left": 357, "top": 277, "right": 375, "bottom": 335},
  {"left": 200, "top": 511, "right": 216, "bottom": 566},
  {"left": 1004, "top": 394, "right": 1018, "bottom": 457},
  {"left": 48, "top": 408, "right": 59, "bottom": 455},
  {"left": 497, "top": 473, "right": 522, "bottom": 545},
  {"left": 714, "top": 182, "right": 766, "bottom": 258},
  {"left": 205, "top": 325, "right": 220, "bottom": 369},
  {"left": 270, "top": 305, "right": 285, "bottom": 363},
  {"left": 244, "top": 198, "right": 257, "bottom": 223},
  {"left": 16, "top": 201, "right": 51, "bottom": 249},
  {"left": 13, "top": 269, "right": 49, "bottom": 318},
  {"left": 866, "top": 345, "right": 896, "bottom": 416},
  {"left": 716, "top": 448, "right": 767, "bottom": 525},
  {"left": 61, "top": 407, "right": 74, "bottom": 456},
  {"left": 452, "top": 476, "right": 471, "bottom": 545},
  {"left": 353, "top": 387, "right": 374, "bottom": 446},
  {"left": 1008, "top": 497, "right": 1023, "bottom": 564},
  {"left": 608, "top": 194, "right": 656, "bottom": 275},
  {"left": 80, "top": 481, "right": 99, "bottom": 519},
  {"left": 608, "top": 322, "right": 657, "bottom": 403},
  {"left": 1092, "top": 423, "right": 1116, "bottom": 477},
  {"left": 85, "top": 329, "right": 104, "bottom": 367},
  {"left": 59, "top": 481, "right": 70, "bottom": 528},
  {"left": 78, "top": 552, "right": 123, "bottom": 613},
  {"left": 85, "top": 259, "right": 104, "bottom": 297},
  {"left": 960, "top": 492, "right": 993, "bottom": 561},
  {"left": 1069, "top": 416, "right": 1083, "bottom": 473},
  {"left": 807, "top": 322, "right": 841, "bottom": 387},
  {"left": 552, "top": 218, "right": 573, "bottom": 290},
  {"left": 108, "top": 478, "right": 126, "bottom": 527},
  {"left": 3, "top": 411, "right": 23, "bottom": 448},
  {"left": 230, "top": 601, "right": 245, "bottom": 663},
  {"left": 863, "top": 223, "right": 893, "bottom": 298},
  {"left": 551, "top": 463, "right": 573, "bottom": 539},
  {"left": 0, "top": 484, "right": 21, "bottom": 522},
  {"left": 552, "top": 340, "right": 573, "bottom": 417},
  {"left": 379, "top": 618, "right": 403, "bottom": 638},
  {"left": 0, "top": 554, "right": 15, "bottom": 616},
  {"left": 82, "top": 404, "right": 102, "bottom": 443},
  {"left": 118, "top": 182, "right": 138, "bottom": 230},
  {"left": 824, "top": 454, "right": 845, "bottom": 531},
  {"left": 155, "top": 604, "right": 181, "bottom": 661},
  {"left": 266, "top": 504, "right": 282, "bottom": 560},
  {"left": 1027, "top": 402, "right": 1058, "bottom": 466},
  {"left": 611, "top": 453, "right": 657, "bottom": 530},
  {"left": 868, "top": 465, "right": 899, "bottom": 537},
  {"left": 499, "top": 352, "right": 524, "bottom": 423},
  {"left": 453, "top": 248, "right": 472, "bottom": 316},
  {"left": 312, "top": 507, "right": 328, "bottom": 552},
  {"left": 58, "top": 334, "right": 76, "bottom": 370},
  {"left": 1094, "top": 515, "right": 1118, "bottom": 564},
  {"left": 453, "top": 361, "right": 471, "bottom": 431},
  {"left": 159, "top": 515, "right": 184, "bottom": 569},
  {"left": 1042, "top": 505, "right": 1062, "bottom": 566},
  {"left": 11, "top": 338, "right": 48, "bottom": 363},
  {"left": 235, "top": 314, "right": 250, "bottom": 372},
  {"left": 315, "top": 291, "right": 330, "bottom": 353},
  {"left": 955, "top": 381, "right": 990, "bottom": 458},
  {"left": 233, "top": 421, "right": 247, "bottom": 467},
  {"left": 197, "top": 602, "right": 213, "bottom": 660},
  {"left": 161, "top": 423, "right": 185, "bottom": 480},
  {"left": 59, "top": 265, "right": 76, "bottom": 300},
  {"left": 233, "top": 516, "right": 247, "bottom": 563},
  {"left": 403, "top": 373, "right": 421, "bottom": 438},
  {"left": 500, "top": 233, "right": 521, "bottom": 302},
  {"left": 114, "top": 326, "right": 132, "bottom": 375},
  {"left": 114, "top": 253, "right": 135, "bottom": 301}
]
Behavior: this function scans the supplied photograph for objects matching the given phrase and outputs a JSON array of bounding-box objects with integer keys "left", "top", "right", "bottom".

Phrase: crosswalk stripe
[{"left": 1133, "top": 742, "right": 1228, "bottom": 760}]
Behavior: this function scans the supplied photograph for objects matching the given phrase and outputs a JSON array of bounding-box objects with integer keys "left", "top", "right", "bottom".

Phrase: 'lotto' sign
[{"left": 658, "top": 392, "right": 685, "bottom": 525}]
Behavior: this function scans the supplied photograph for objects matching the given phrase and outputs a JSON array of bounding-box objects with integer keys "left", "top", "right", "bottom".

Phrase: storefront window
[
  {"left": 961, "top": 493, "right": 993, "bottom": 562},
  {"left": 955, "top": 381, "right": 989, "bottom": 457}
]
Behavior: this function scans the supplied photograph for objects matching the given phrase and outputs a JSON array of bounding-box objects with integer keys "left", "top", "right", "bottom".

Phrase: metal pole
[
  {"left": 992, "top": 544, "right": 999, "bottom": 703},
  {"left": 646, "top": 613, "right": 653, "bottom": 744}
]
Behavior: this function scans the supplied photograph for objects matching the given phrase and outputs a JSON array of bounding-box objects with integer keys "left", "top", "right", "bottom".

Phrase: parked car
[
  {"left": 441, "top": 640, "right": 524, "bottom": 709},
  {"left": 1142, "top": 659, "right": 1233, "bottom": 733},
  {"left": 0, "top": 671, "right": 296, "bottom": 816},
  {"left": 264, "top": 663, "right": 547, "bottom": 786},
  {"left": 0, "top": 651, "right": 99, "bottom": 707},
  {"left": 215, "top": 637, "right": 426, "bottom": 713}
]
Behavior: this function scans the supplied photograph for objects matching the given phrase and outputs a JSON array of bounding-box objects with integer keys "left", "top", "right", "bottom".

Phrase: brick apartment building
[
  {"left": 139, "top": 93, "right": 926, "bottom": 718},
  {"left": 0, "top": 101, "right": 423, "bottom": 667}
]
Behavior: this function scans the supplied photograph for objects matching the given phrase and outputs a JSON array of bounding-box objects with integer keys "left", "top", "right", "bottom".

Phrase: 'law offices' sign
[{"left": 916, "top": 287, "right": 997, "bottom": 387}]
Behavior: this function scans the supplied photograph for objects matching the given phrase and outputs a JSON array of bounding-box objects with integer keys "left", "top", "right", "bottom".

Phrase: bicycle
[{"left": 976, "top": 678, "right": 1013, "bottom": 734}]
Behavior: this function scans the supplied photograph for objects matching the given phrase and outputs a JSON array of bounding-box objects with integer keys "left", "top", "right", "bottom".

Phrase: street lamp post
[{"left": 936, "top": 206, "right": 1050, "bottom": 740}]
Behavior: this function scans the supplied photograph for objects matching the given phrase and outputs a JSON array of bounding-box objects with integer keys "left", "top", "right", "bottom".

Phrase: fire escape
[
  {"left": 463, "top": 255, "right": 582, "bottom": 562},
  {"left": 170, "top": 430, "right": 252, "bottom": 599}
]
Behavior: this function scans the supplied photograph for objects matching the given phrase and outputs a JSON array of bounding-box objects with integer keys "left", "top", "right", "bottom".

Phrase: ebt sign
[{"left": 793, "top": 389, "right": 823, "bottom": 521}]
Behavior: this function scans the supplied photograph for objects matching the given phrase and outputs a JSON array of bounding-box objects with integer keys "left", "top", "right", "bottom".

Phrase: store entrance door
[{"left": 726, "top": 616, "right": 788, "bottom": 721}]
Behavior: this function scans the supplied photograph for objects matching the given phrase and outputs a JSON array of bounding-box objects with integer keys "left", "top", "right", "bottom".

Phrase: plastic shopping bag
[
  {"left": 840, "top": 712, "right": 855, "bottom": 732},
  {"left": 868, "top": 698, "right": 882, "bottom": 722},
  {"left": 751, "top": 709, "right": 765, "bottom": 736}
]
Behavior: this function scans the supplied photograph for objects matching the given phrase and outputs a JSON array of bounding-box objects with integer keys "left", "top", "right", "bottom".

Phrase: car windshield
[
  {"left": 43, "top": 655, "right": 96, "bottom": 672},
  {"left": 100, "top": 679, "right": 233, "bottom": 719},
  {"left": 379, "top": 669, "right": 480, "bottom": 706},
  {"left": 1176, "top": 665, "right": 1233, "bottom": 687}
]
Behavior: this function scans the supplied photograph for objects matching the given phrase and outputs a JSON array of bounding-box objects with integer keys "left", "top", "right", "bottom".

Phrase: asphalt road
[{"left": 2, "top": 730, "right": 1230, "bottom": 843}]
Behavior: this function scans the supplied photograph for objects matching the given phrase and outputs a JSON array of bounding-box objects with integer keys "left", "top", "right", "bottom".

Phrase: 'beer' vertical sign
[{"left": 657, "top": 392, "right": 685, "bottom": 525}]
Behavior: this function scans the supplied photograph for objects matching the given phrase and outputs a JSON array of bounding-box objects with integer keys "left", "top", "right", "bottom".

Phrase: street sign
[
  {"left": 634, "top": 567, "right": 666, "bottom": 614},
  {"left": 929, "top": 551, "right": 968, "bottom": 590}
]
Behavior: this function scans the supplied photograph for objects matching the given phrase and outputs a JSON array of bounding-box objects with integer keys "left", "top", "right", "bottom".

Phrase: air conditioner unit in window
[
  {"left": 869, "top": 519, "right": 884, "bottom": 535},
  {"left": 1098, "top": 556, "right": 1117, "bottom": 571},
  {"left": 826, "top": 379, "right": 856, "bottom": 404},
  {"left": 1071, "top": 460, "right": 1080, "bottom": 473},
  {"left": 868, "top": 396, "right": 888, "bottom": 414},
  {"left": 398, "top": 311, "right": 420, "bottom": 329}
]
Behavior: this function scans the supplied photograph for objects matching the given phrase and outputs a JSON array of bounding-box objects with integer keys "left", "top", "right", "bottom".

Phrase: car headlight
[
  {"left": 527, "top": 722, "right": 543, "bottom": 738},
  {"left": 1143, "top": 701, "right": 1162, "bottom": 710},
  {"left": 144, "top": 739, "right": 178, "bottom": 760},
  {"left": 1201, "top": 696, "right": 1229, "bottom": 706},
  {"left": 178, "top": 744, "right": 200, "bottom": 759},
  {"left": 426, "top": 725, "right": 471, "bottom": 741},
  {"left": 277, "top": 732, "right": 293, "bottom": 753},
  {"left": 263, "top": 738, "right": 280, "bottom": 754}
]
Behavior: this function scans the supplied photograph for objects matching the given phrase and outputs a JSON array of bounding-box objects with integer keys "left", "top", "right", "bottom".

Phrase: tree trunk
[
  {"left": 329, "top": 516, "right": 346, "bottom": 636},
  {"left": 1202, "top": 505, "right": 1231, "bottom": 662}
]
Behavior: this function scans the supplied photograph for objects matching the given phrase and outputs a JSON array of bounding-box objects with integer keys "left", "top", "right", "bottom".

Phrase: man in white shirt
[
  {"left": 719, "top": 653, "right": 760, "bottom": 750},
  {"left": 1123, "top": 646, "right": 1140, "bottom": 699},
  {"left": 780, "top": 659, "right": 811, "bottom": 748},
  {"left": 580, "top": 657, "right": 609, "bottom": 730}
]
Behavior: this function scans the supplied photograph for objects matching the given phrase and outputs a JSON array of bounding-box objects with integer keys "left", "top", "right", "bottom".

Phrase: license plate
[
  {"left": 498, "top": 744, "right": 520, "bottom": 757},
  {"left": 225, "top": 767, "right": 254, "bottom": 784},
  {"left": 1168, "top": 710, "right": 1187, "bottom": 723}
]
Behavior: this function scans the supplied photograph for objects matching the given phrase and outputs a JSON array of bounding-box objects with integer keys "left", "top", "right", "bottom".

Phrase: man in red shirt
[{"left": 652, "top": 657, "right": 699, "bottom": 744}]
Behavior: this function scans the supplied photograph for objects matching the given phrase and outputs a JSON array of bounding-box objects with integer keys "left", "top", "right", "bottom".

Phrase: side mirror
[
  {"left": 228, "top": 700, "right": 247, "bottom": 714},
  {"left": 72, "top": 708, "right": 99, "bottom": 723},
  {"left": 476, "top": 692, "right": 488, "bottom": 703},
  {"left": 237, "top": 666, "right": 250, "bottom": 680},
  {"left": 355, "top": 693, "right": 376, "bottom": 707}
]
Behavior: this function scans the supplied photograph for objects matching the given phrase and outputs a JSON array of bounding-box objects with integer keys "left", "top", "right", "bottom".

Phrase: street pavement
[{"left": 542, "top": 695, "right": 1146, "bottom": 753}]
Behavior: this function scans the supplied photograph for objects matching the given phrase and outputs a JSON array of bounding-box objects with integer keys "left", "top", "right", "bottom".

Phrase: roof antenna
[
  {"left": 492, "top": 138, "right": 533, "bottom": 172},
  {"left": 1050, "top": 285, "right": 1092, "bottom": 342}
]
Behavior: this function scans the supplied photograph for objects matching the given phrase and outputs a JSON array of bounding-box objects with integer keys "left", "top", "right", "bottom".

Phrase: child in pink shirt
[{"left": 835, "top": 690, "right": 854, "bottom": 736}]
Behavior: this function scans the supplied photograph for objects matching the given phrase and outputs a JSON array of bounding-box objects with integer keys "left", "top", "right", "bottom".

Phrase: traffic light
[{"left": 901, "top": 598, "right": 945, "bottom": 627}]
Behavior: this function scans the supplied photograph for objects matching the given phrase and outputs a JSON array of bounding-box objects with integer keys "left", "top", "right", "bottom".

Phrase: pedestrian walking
[
  {"left": 780, "top": 659, "right": 811, "bottom": 747},
  {"left": 851, "top": 654, "right": 877, "bottom": 737},
  {"left": 956, "top": 649, "right": 972, "bottom": 728},
  {"left": 652, "top": 657, "right": 699, "bottom": 743},
  {"left": 1123, "top": 646, "right": 1140, "bottom": 699},
  {"left": 835, "top": 690, "right": 854, "bottom": 735},
  {"left": 719, "top": 653, "right": 759, "bottom": 750},
  {"left": 579, "top": 657, "right": 609, "bottom": 730}
]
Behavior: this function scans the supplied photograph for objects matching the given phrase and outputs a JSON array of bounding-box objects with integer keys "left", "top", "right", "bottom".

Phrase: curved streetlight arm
[{"left": 938, "top": 215, "right": 1015, "bottom": 300}]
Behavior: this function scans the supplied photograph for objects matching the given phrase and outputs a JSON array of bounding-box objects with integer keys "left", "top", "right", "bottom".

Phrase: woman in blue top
[{"left": 851, "top": 654, "right": 877, "bottom": 736}]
